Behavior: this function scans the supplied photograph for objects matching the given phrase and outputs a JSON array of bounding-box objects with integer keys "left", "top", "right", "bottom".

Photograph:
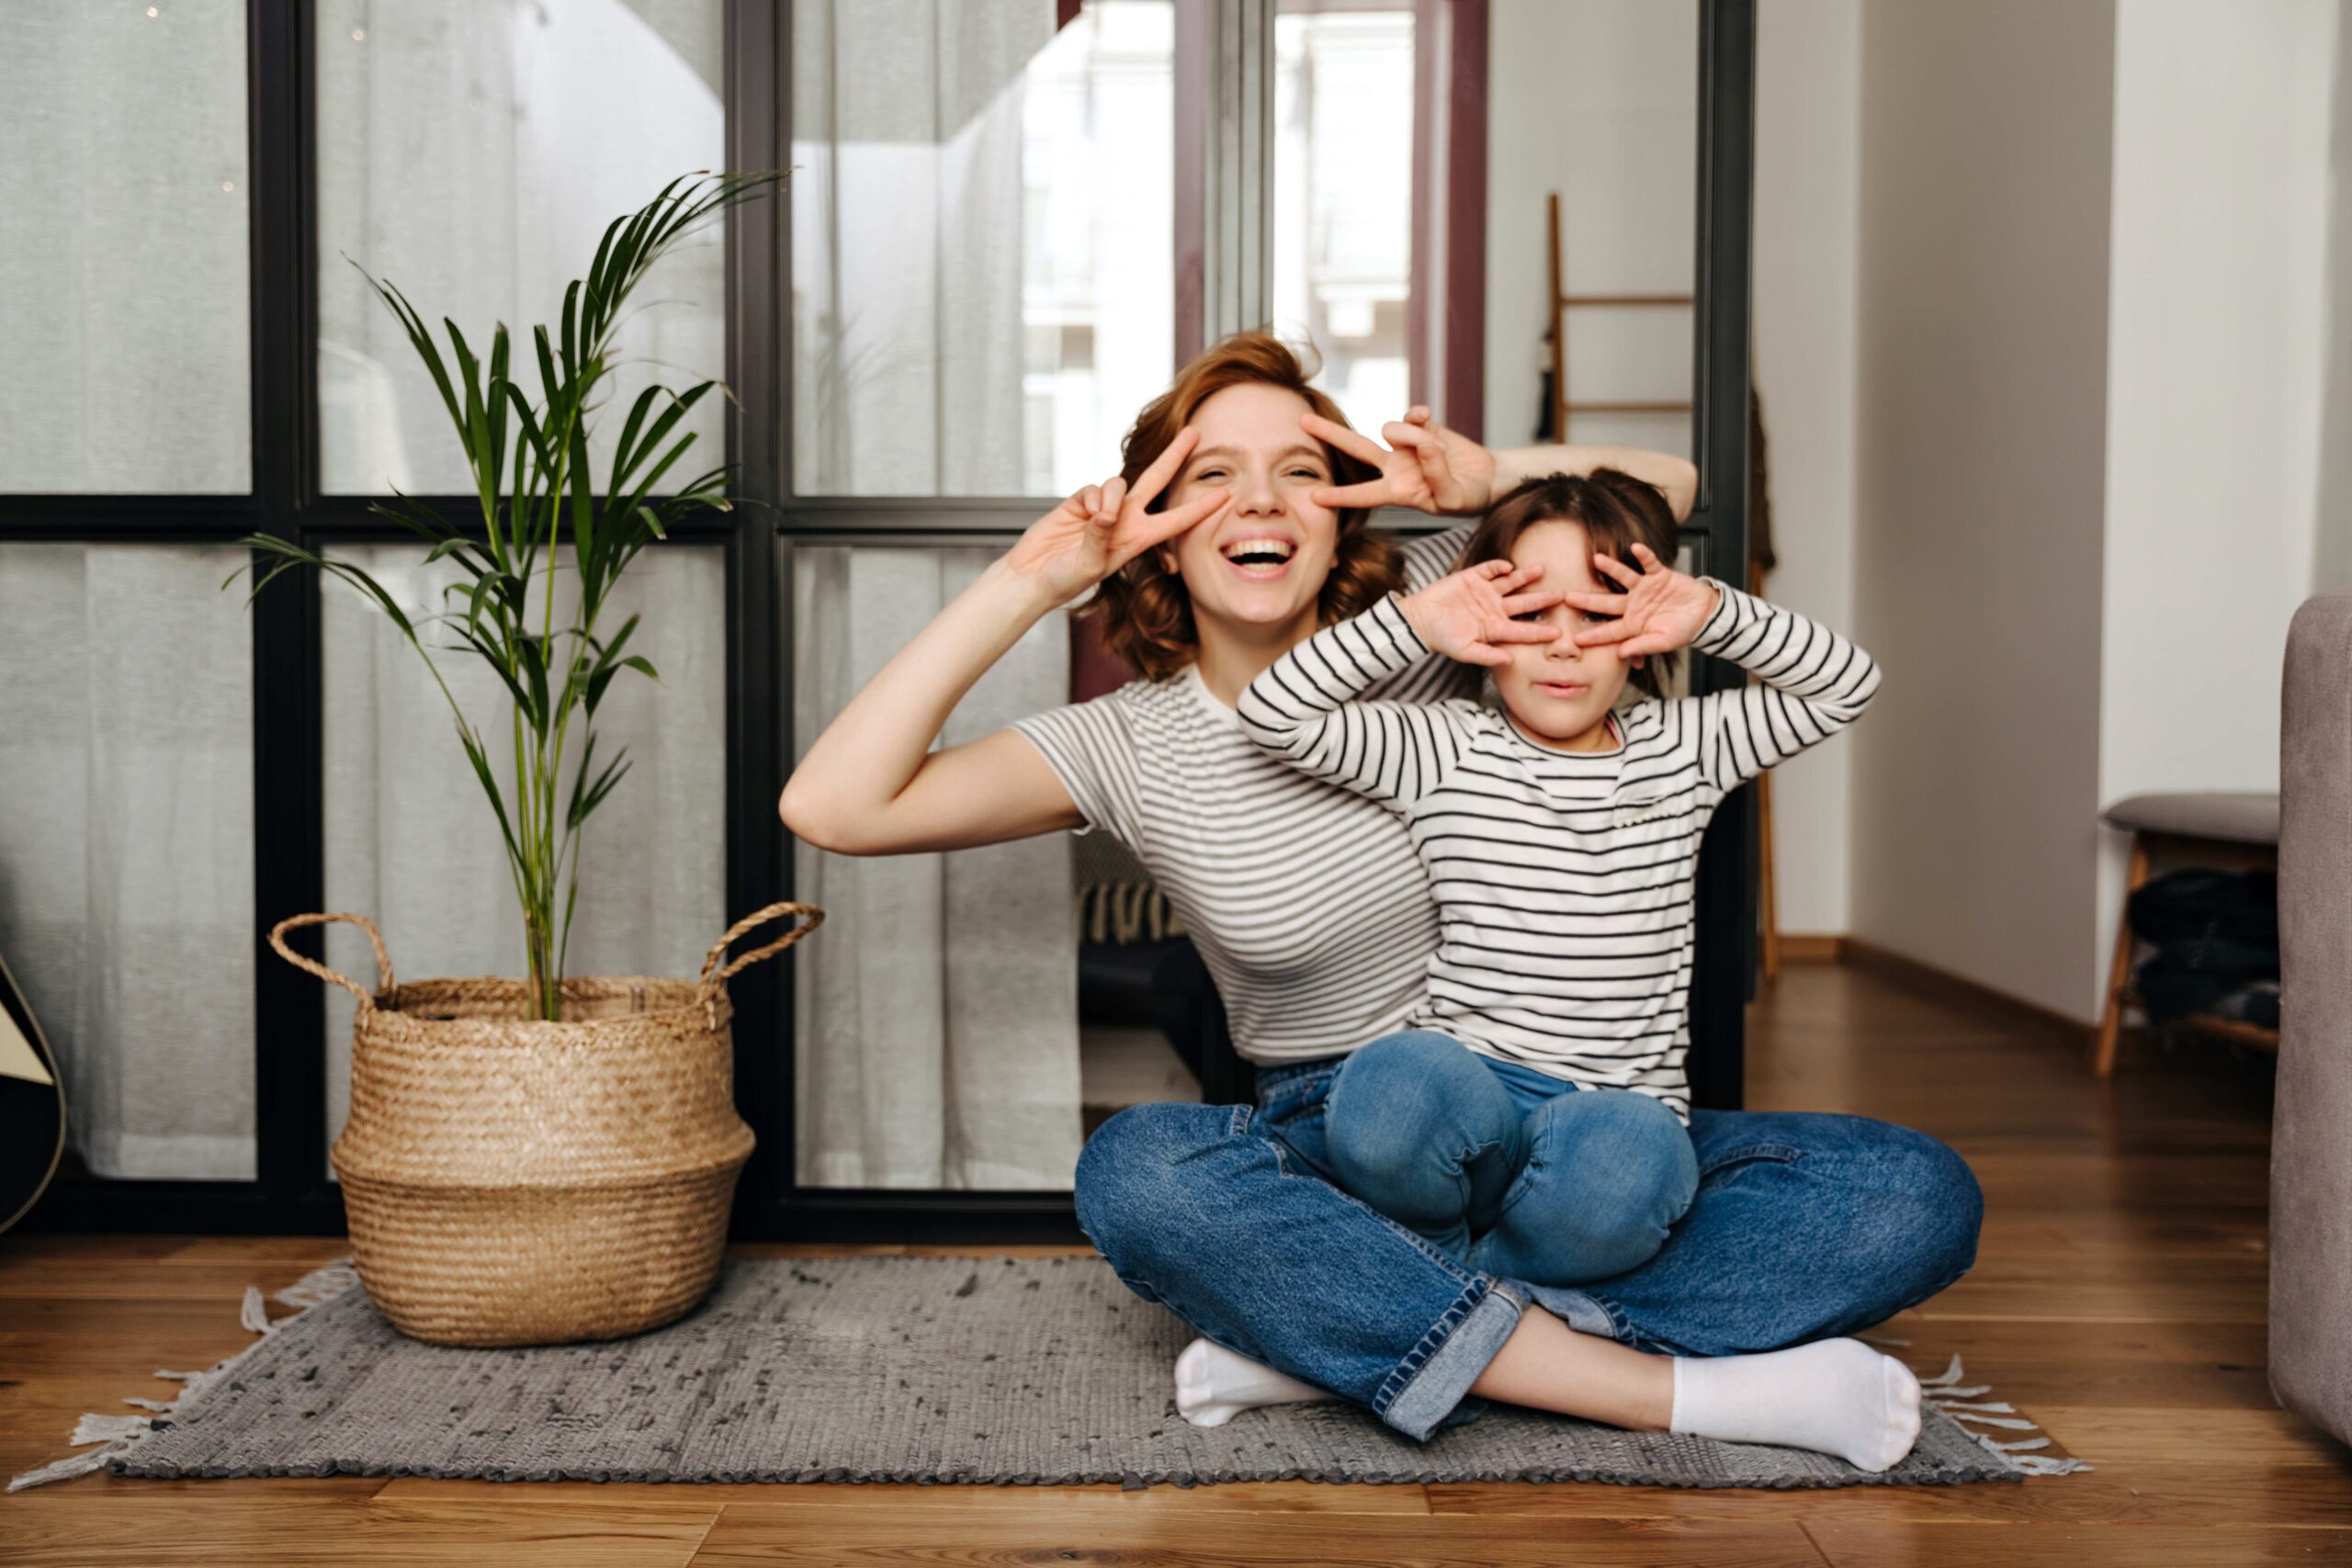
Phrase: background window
[
  {"left": 314, "top": 0, "right": 727, "bottom": 495},
  {"left": 1272, "top": 1, "right": 1418, "bottom": 437},
  {"left": 0, "top": 546, "right": 256, "bottom": 1179},
  {"left": 790, "top": 0, "right": 1176, "bottom": 499},
  {"left": 0, "top": 2, "right": 251, "bottom": 493}
]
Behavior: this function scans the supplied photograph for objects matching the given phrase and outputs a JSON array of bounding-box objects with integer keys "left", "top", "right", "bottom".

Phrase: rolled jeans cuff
[{"left": 1377, "top": 1279, "right": 1527, "bottom": 1440}]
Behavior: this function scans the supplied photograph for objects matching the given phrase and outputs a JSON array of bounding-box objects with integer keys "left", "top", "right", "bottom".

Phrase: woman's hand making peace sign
[
  {"left": 1301, "top": 406, "right": 1498, "bottom": 516},
  {"left": 1001, "top": 427, "right": 1230, "bottom": 610}
]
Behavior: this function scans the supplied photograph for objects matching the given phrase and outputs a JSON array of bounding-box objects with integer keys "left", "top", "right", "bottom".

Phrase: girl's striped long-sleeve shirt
[{"left": 1235, "top": 580, "right": 1880, "bottom": 1121}]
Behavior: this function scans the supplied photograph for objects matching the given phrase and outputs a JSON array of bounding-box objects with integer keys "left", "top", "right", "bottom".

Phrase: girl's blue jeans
[
  {"left": 1323, "top": 1031, "right": 1698, "bottom": 1287},
  {"left": 1074, "top": 1053, "right": 1983, "bottom": 1441}
]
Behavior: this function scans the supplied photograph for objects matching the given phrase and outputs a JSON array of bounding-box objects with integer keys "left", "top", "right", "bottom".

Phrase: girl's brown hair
[
  {"left": 1080, "top": 333, "right": 1402, "bottom": 680},
  {"left": 1458, "top": 469, "right": 1683, "bottom": 700}
]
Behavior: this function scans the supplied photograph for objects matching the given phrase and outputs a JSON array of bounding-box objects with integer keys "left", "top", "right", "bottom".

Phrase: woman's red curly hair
[{"left": 1078, "top": 333, "right": 1402, "bottom": 680}]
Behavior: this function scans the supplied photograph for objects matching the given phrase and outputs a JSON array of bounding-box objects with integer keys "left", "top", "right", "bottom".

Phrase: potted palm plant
[{"left": 238, "top": 173, "right": 821, "bottom": 1348}]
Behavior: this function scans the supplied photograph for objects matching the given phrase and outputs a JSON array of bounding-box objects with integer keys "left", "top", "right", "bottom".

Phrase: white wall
[
  {"left": 2094, "top": 0, "right": 2340, "bottom": 1010},
  {"left": 1849, "top": 1, "right": 2119, "bottom": 1020},
  {"left": 1754, "top": 0, "right": 1862, "bottom": 937}
]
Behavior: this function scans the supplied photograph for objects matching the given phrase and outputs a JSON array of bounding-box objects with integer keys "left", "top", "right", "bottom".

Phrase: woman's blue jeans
[
  {"left": 1324, "top": 1031, "right": 1698, "bottom": 1287},
  {"left": 1073, "top": 1055, "right": 1983, "bottom": 1441}
]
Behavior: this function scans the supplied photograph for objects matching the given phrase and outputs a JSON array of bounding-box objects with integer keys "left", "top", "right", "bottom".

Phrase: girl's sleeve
[
  {"left": 1681, "top": 580, "right": 1882, "bottom": 789},
  {"left": 1396, "top": 525, "right": 1473, "bottom": 592},
  {"left": 1367, "top": 525, "right": 1478, "bottom": 704},
  {"left": 1236, "top": 595, "right": 1476, "bottom": 811}
]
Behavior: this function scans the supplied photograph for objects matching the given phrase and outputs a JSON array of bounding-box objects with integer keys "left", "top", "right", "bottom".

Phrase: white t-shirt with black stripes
[
  {"left": 1233, "top": 582, "right": 1881, "bottom": 1122},
  {"left": 1013, "top": 531, "right": 1472, "bottom": 1067}
]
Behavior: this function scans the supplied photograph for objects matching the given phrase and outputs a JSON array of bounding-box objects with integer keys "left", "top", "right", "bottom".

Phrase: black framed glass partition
[{"left": 1, "top": 0, "right": 1752, "bottom": 1236}]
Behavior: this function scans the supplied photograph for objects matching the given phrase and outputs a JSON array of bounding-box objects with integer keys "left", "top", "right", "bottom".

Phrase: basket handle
[
  {"left": 266, "top": 912, "right": 395, "bottom": 1009},
  {"left": 697, "top": 901, "right": 825, "bottom": 1008}
]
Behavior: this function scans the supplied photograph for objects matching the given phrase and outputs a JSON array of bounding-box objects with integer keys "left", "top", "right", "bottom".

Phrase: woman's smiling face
[{"left": 1158, "top": 382, "right": 1341, "bottom": 637}]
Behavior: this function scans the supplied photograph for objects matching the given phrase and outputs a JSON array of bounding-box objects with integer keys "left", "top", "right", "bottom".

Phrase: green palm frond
[{"left": 231, "top": 172, "right": 783, "bottom": 1019}]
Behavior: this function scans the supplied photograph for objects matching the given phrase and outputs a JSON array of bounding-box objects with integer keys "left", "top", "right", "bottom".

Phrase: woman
[{"left": 781, "top": 333, "right": 1978, "bottom": 1471}]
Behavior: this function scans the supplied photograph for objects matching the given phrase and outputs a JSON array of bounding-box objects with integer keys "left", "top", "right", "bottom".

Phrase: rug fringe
[
  {"left": 5, "top": 1447, "right": 116, "bottom": 1493},
  {"left": 276, "top": 1258, "right": 361, "bottom": 1310},
  {"left": 1917, "top": 1353, "right": 2091, "bottom": 1476},
  {"left": 7, "top": 1257, "right": 356, "bottom": 1493}
]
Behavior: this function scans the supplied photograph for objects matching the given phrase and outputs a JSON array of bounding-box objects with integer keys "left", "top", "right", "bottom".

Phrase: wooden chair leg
[{"left": 2093, "top": 835, "right": 2152, "bottom": 1077}]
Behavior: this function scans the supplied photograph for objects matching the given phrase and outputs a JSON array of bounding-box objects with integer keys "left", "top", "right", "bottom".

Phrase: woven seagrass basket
[{"left": 266, "top": 902, "right": 822, "bottom": 1348}]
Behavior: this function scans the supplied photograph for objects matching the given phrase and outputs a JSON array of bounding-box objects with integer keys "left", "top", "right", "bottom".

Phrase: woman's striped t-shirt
[
  {"left": 1013, "top": 531, "right": 1472, "bottom": 1066},
  {"left": 1232, "top": 582, "right": 1881, "bottom": 1120}
]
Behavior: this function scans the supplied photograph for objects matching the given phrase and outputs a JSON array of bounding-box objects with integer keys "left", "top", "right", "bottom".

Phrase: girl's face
[
  {"left": 1158, "top": 383, "right": 1342, "bottom": 639},
  {"left": 1493, "top": 520, "right": 1642, "bottom": 749}
]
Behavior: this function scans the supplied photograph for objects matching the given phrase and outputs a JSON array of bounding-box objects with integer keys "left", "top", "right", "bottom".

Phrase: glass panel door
[
  {"left": 789, "top": 0, "right": 1178, "bottom": 498},
  {"left": 314, "top": 0, "right": 728, "bottom": 495},
  {"left": 1272, "top": 0, "right": 1418, "bottom": 435},
  {"left": 0, "top": 2, "right": 251, "bottom": 492},
  {"left": 0, "top": 545, "right": 256, "bottom": 1179}
]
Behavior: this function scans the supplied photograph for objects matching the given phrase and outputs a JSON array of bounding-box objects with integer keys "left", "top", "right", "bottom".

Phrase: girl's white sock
[
  {"left": 1172, "top": 1338, "right": 1328, "bottom": 1427},
  {"left": 1669, "top": 1337, "right": 1922, "bottom": 1472},
  {"left": 1171, "top": 1332, "right": 1923, "bottom": 1471}
]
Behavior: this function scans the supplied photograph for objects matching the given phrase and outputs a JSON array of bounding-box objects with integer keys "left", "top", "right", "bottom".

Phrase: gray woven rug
[{"left": 74, "top": 1257, "right": 2046, "bottom": 1489}]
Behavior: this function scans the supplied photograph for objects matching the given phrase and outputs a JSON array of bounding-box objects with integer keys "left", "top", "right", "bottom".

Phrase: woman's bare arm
[
  {"left": 779, "top": 566, "right": 1086, "bottom": 854},
  {"left": 1307, "top": 409, "right": 1700, "bottom": 524},
  {"left": 779, "top": 433, "right": 1227, "bottom": 857},
  {"left": 1491, "top": 441, "right": 1700, "bottom": 523}
]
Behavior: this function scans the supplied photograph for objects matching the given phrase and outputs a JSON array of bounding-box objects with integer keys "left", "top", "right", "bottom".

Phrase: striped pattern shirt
[
  {"left": 1234, "top": 582, "right": 1881, "bottom": 1120},
  {"left": 1013, "top": 532, "right": 1473, "bottom": 1066}
]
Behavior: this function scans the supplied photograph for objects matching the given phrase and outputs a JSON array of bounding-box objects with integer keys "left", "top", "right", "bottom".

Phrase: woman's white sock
[
  {"left": 1668, "top": 1337, "right": 1922, "bottom": 1472},
  {"left": 1172, "top": 1338, "right": 1329, "bottom": 1427}
]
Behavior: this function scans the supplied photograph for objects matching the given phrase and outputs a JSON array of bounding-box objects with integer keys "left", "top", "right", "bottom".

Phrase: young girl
[{"left": 1238, "top": 469, "right": 1881, "bottom": 1291}]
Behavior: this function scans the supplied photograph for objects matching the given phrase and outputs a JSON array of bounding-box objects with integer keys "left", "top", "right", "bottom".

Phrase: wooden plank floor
[{"left": 3, "top": 962, "right": 2346, "bottom": 1564}]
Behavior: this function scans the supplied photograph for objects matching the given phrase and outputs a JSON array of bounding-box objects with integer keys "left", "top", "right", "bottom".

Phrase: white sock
[
  {"left": 1668, "top": 1338, "right": 1922, "bottom": 1472},
  {"left": 1171, "top": 1338, "right": 1329, "bottom": 1428}
]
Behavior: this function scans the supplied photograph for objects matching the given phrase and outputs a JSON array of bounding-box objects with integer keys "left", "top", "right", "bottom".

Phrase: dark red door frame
[{"left": 1441, "top": 0, "right": 1487, "bottom": 440}]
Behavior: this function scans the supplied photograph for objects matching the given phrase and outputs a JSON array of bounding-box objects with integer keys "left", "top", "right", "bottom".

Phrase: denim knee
[
  {"left": 1582, "top": 1092, "right": 1700, "bottom": 1219},
  {"left": 1524, "top": 1094, "right": 1696, "bottom": 1241},
  {"left": 1864, "top": 1122, "right": 1984, "bottom": 1296},
  {"left": 1071, "top": 1100, "right": 1238, "bottom": 1280},
  {"left": 1326, "top": 1031, "right": 1497, "bottom": 1182}
]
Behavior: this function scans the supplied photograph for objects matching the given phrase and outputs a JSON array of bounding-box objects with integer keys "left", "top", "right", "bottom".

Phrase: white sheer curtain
[
  {"left": 314, "top": 0, "right": 725, "bottom": 495},
  {"left": 320, "top": 547, "right": 728, "bottom": 1149},
  {"left": 788, "top": 547, "right": 1083, "bottom": 1190},
  {"left": 0, "top": 546, "right": 255, "bottom": 1178},
  {"left": 789, "top": 0, "right": 1046, "bottom": 495},
  {"left": 0, "top": 0, "right": 249, "bottom": 492}
]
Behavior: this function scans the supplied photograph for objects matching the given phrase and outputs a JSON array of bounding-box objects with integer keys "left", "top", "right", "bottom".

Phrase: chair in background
[{"left": 2093, "top": 791, "right": 2281, "bottom": 1077}]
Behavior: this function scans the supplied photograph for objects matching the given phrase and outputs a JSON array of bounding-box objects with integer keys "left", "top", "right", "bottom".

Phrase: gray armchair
[{"left": 2274, "top": 592, "right": 2352, "bottom": 1446}]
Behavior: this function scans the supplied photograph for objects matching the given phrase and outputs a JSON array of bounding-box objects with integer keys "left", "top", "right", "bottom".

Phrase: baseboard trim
[
  {"left": 1777, "top": 934, "right": 1845, "bottom": 964},
  {"left": 1840, "top": 937, "right": 2095, "bottom": 1047}
]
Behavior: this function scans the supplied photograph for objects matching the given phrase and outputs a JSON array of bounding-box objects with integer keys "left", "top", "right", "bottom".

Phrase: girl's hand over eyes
[
  {"left": 1397, "top": 562, "right": 1565, "bottom": 669},
  {"left": 1562, "top": 543, "right": 1722, "bottom": 657}
]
